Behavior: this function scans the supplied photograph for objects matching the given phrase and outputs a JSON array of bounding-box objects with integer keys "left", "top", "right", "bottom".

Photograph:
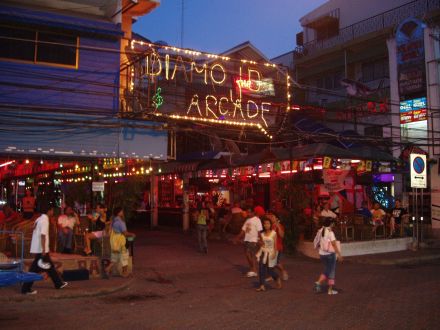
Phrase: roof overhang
[{"left": 304, "top": 15, "right": 338, "bottom": 29}]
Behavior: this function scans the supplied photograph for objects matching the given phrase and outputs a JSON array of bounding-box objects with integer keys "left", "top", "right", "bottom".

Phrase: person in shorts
[
  {"left": 83, "top": 203, "right": 108, "bottom": 256},
  {"left": 234, "top": 208, "right": 262, "bottom": 277}
]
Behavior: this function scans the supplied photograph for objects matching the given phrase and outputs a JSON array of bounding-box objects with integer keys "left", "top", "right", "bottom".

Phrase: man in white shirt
[
  {"left": 234, "top": 208, "right": 263, "bottom": 277},
  {"left": 22, "top": 206, "right": 67, "bottom": 295},
  {"left": 57, "top": 206, "right": 79, "bottom": 254}
]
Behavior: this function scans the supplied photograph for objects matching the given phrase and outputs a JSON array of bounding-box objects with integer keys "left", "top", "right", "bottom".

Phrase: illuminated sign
[
  {"left": 396, "top": 18, "right": 426, "bottom": 96},
  {"left": 400, "top": 97, "right": 427, "bottom": 124},
  {"left": 125, "top": 42, "right": 289, "bottom": 138},
  {"left": 400, "top": 97, "right": 428, "bottom": 144}
]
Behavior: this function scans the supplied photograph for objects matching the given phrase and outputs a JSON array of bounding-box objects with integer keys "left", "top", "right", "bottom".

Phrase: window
[
  {"left": 0, "top": 25, "right": 78, "bottom": 67},
  {"left": 362, "top": 58, "right": 389, "bottom": 82},
  {"left": 37, "top": 32, "right": 77, "bottom": 66},
  {"left": 315, "top": 71, "right": 344, "bottom": 92},
  {"left": 316, "top": 20, "right": 339, "bottom": 41}
]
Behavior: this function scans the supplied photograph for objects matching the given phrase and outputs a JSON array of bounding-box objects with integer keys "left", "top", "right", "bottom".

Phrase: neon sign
[{"left": 126, "top": 42, "right": 288, "bottom": 138}]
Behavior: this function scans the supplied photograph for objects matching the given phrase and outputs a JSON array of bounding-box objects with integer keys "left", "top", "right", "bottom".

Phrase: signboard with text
[
  {"left": 124, "top": 42, "right": 288, "bottom": 136},
  {"left": 396, "top": 18, "right": 426, "bottom": 96}
]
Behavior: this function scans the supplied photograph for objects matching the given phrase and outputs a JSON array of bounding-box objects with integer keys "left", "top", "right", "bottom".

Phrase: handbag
[{"left": 326, "top": 239, "right": 341, "bottom": 254}]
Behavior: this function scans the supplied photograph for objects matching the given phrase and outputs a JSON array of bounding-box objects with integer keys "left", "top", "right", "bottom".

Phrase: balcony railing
[{"left": 295, "top": 0, "right": 440, "bottom": 59}]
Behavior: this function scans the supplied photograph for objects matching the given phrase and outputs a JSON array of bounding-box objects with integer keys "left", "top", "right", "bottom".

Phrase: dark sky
[{"left": 133, "top": 0, "right": 327, "bottom": 59}]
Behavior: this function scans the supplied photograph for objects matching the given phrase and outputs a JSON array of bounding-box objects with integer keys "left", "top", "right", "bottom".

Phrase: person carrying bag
[{"left": 313, "top": 217, "right": 343, "bottom": 295}]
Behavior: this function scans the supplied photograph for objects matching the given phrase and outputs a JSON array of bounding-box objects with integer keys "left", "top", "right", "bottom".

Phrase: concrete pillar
[
  {"left": 387, "top": 37, "right": 404, "bottom": 197},
  {"left": 425, "top": 27, "right": 440, "bottom": 237},
  {"left": 386, "top": 37, "right": 401, "bottom": 159},
  {"left": 150, "top": 175, "right": 158, "bottom": 228}
]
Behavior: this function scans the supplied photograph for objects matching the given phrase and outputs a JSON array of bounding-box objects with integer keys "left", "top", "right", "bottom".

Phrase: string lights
[{"left": 128, "top": 39, "right": 288, "bottom": 139}]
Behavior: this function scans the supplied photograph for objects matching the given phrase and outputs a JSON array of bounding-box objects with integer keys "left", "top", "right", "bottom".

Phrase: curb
[
  {"left": 0, "top": 277, "right": 135, "bottom": 303},
  {"left": 345, "top": 253, "right": 440, "bottom": 266}
]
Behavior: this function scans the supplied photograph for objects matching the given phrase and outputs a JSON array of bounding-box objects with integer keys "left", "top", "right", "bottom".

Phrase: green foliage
[
  {"left": 107, "top": 177, "right": 146, "bottom": 223},
  {"left": 64, "top": 182, "right": 91, "bottom": 207},
  {"left": 275, "top": 178, "right": 311, "bottom": 253}
]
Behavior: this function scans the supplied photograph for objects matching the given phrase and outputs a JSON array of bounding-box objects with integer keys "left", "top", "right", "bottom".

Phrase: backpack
[{"left": 313, "top": 228, "right": 323, "bottom": 249}]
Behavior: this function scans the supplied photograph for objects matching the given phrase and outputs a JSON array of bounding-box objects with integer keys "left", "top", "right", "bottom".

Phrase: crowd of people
[{"left": 311, "top": 193, "right": 409, "bottom": 239}]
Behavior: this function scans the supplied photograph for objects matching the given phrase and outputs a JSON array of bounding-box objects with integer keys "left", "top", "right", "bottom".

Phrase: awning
[
  {"left": 160, "top": 162, "right": 200, "bottom": 174},
  {"left": 348, "top": 146, "right": 395, "bottom": 161},
  {"left": 272, "top": 143, "right": 356, "bottom": 160},
  {"left": 0, "top": 111, "right": 167, "bottom": 160}
]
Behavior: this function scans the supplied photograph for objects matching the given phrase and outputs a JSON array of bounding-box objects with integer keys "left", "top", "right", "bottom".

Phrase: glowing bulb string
[{"left": 130, "top": 39, "right": 279, "bottom": 68}]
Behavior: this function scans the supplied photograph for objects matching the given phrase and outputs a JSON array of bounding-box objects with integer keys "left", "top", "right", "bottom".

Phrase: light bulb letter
[
  {"left": 187, "top": 94, "right": 202, "bottom": 117},
  {"left": 210, "top": 63, "right": 226, "bottom": 85},
  {"left": 247, "top": 100, "right": 259, "bottom": 119},
  {"left": 171, "top": 56, "right": 188, "bottom": 82},
  {"left": 205, "top": 95, "right": 218, "bottom": 119},
  {"left": 191, "top": 62, "right": 208, "bottom": 84},
  {"left": 261, "top": 102, "right": 270, "bottom": 127}
]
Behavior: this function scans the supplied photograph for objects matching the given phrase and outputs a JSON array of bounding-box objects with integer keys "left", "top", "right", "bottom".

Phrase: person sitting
[
  {"left": 22, "top": 189, "right": 36, "bottom": 220},
  {"left": 320, "top": 202, "right": 337, "bottom": 220},
  {"left": 313, "top": 204, "right": 323, "bottom": 228},
  {"left": 389, "top": 199, "right": 407, "bottom": 238},
  {"left": 356, "top": 201, "right": 372, "bottom": 221},
  {"left": 57, "top": 206, "right": 79, "bottom": 254},
  {"left": 83, "top": 203, "right": 108, "bottom": 256},
  {"left": 370, "top": 202, "right": 386, "bottom": 235},
  {"left": 0, "top": 205, "right": 20, "bottom": 230},
  {"left": 329, "top": 192, "right": 343, "bottom": 216},
  {"left": 104, "top": 207, "right": 135, "bottom": 278}
]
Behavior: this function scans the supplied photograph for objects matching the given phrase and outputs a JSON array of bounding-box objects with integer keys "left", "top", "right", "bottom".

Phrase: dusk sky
[{"left": 133, "top": 0, "right": 327, "bottom": 59}]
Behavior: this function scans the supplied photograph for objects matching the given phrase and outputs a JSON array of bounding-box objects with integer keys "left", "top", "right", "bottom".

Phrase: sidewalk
[
  {"left": 345, "top": 248, "right": 440, "bottom": 266},
  {"left": 0, "top": 276, "right": 134, "bottom": 302}
]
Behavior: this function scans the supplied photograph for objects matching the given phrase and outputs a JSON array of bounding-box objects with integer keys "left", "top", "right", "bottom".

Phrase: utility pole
[{"left": 181, "top": 0, "right": 184, "bottom": 48}]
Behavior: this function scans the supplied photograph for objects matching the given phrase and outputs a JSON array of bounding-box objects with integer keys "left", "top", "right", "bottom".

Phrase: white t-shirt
[
  {"left": 242, "top": 216, "right": 263, "bottom": 243},
  {"left": 320, "top": 209, "right": 337, "bottom": 219},
  {"left": 58, "top": 214, "right": 77, "bottom": 230},
  {"left": 30, "top": 214, "right": 50, "bottom": 254},
  {"left": 318, "top": 228, "right": 336, "bottom": 256}
]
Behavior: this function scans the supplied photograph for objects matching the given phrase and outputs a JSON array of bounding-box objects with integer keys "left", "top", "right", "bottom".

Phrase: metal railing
[{"left": 295, "top": 0, "right": 440, "bottom": 58}]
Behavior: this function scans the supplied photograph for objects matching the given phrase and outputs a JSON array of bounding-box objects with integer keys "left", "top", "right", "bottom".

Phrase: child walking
[{"left": 256, "top": 218, "right": 281, "bottom": 292}]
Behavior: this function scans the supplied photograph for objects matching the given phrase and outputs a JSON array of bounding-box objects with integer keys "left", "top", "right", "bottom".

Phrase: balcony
[{"left": 295, "top": 0, "right": 440, "bottom": 59}]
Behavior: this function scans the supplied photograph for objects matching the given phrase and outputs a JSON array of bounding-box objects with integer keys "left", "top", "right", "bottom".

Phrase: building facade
[
  {"left": 291, "top": 0, "right": 440, "bottom": 237},
  {"left": 0, "top": 0, "right": 166, "bottom": 160}
]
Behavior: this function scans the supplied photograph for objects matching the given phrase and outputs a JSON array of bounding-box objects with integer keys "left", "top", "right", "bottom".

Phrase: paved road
[{"left": 1, "top": 228, "right": 439, "bottom": 329}]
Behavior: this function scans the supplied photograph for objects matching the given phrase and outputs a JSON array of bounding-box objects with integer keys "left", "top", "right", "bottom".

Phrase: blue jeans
[
  {"left": 197, "top": 224, "right": 208, "bottom": 251},
  {"left": 320, "top": 253, "right": 336, "bottom": 284},
  {"left": 258, "top": 261, "right": 279, "bottom": 286},
  {"left": 58, "top": 227, "right": 73, "bottom": 250}
]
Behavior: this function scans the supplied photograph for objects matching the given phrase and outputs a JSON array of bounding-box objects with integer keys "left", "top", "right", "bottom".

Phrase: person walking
[
  {"left": 267, "top": 212, "right": 288, "bottom": 281},
  {"left": 196, "top": 207, "right": 209, "bottom": 253},
  {"left": 22, "top": 205, "right": 67, "bottom": 295},
  {"left": 255, "top": 218, "right": 281, "bottom": 292},
  {"left": 314, "top": 217, "right": 343, "bottom": 295},
  {"left": 234, "top": 208, "right": 262, "bottom": 277}
]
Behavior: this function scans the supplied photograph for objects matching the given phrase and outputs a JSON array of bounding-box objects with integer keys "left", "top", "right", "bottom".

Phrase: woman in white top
[
  {"left": 314, "top": 217, "right": 343, "bottom": 295},
  {"left": 255, "top": 218, "right": 281, "bottom": 292}
]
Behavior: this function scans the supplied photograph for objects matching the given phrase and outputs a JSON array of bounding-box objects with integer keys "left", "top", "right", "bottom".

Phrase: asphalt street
[{"left": 1, "top": 228, "right": 439, "bottom": 330}]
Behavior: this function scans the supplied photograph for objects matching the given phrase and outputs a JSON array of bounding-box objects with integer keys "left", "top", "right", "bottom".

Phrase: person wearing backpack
[{"left": 313, "top": 217, "right": 343, "bottom": 295}]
